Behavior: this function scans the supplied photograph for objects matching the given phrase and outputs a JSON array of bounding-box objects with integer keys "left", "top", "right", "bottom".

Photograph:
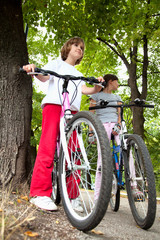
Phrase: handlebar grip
[
  {"left": 34, "top": 67, "right": 42, "bottom": 73},
  {"left": 87, "top": 77, "right": 107, "bottom": 87},
  {"left": 102, "top": 81, "right": 107, "bottom": 87},
  {"left": 19, "top": 67, "right": 42, "bottom": 76}
]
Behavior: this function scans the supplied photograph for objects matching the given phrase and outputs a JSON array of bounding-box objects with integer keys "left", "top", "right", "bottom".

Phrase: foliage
[
  {"left": 26, "top": 27, "right": 57, "bottom": 65},
  {"left": 23, "top": 0, "right": 160, "bottom": 108},
  {"left": 22, "top": 0, "right": 160, "bottom": 192}
]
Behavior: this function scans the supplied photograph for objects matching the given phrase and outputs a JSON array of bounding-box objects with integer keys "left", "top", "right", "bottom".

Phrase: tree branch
[
  {"left": 97, "top": 37, "right": 120, "bottom": 56},
  {"left": 97, "top": 37, "right": 130, "bottom": 69}
]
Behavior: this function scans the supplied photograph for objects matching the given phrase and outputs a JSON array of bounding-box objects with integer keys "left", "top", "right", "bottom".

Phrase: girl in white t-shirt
[{"left": 23, "top": 37, "right": 104, "bottom": 211}]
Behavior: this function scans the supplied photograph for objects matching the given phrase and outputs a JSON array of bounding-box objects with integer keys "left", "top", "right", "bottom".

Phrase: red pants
[{"left": 30, "top": 104, "right": 79, "bottom": 199}]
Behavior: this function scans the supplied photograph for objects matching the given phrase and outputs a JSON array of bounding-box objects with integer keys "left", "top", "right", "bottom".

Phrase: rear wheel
[
  {"left": 52, "top": 149, "right": 61, "bottom": 204},
  {"left": 124, "top": 134, "right": 156, "bottom": 229},
  {"left": 59, "top": 111, "right": 113, "bottom": 231},
  {"left": 110, "top": 173, "right": 120, "bottom": 212}
]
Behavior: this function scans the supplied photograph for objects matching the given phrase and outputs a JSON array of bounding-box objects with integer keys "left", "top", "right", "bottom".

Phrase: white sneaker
[
  {"left": 71, "top": 197, "right": 83, "bottom": 213},
  {"left": 30, "top": 196, "right": 58, "bottom": 211}
]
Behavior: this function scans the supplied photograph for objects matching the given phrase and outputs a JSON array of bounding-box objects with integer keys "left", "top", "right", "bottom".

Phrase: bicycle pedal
[{"left": 134, "top": 197, "right": 145, "bottom": 202}]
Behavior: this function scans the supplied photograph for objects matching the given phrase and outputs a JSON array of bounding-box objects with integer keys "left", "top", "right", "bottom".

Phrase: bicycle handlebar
[
  {"left": 19, "top": 67, "right": 106, "bottom": 87},
  {"left": 89, "top": 99, "right": 154, "bottom": 110}
]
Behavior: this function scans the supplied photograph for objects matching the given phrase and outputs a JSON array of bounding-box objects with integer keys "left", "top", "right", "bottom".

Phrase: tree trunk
[
  {"left": 128, "top": 70, "right": 145, "bottom": 138},
  {"left": 127, "top": 43, "right": 147, "bottom": 139},
  {"left": 131, "top": 36, "right": 148, "bottom": 139},
  {"left": 128, "top": 64, "right": 145, "bottom": 138},
  {"left": 0, "top": 0, "right": 32, "bottom": 187}
]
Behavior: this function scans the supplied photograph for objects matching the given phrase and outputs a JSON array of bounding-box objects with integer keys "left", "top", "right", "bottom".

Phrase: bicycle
[
  {"left": 20, "top": 67, "right": 113, "bottom": 231},
  {"left": 89, "top": 98, "right": 157, "bottom": 230}
]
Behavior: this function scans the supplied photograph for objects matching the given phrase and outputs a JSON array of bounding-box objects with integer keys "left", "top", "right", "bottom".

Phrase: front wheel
[
  {"left": 59, "top": 111, "right": 113, "bottom": 231},
  {"left": 124, "top": 134, "right": 156, "bottom": 229}
]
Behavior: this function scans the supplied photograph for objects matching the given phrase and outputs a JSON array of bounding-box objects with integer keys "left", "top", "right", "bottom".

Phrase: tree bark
[
  {"left": 128, "top": 37, "right": 148, "bottom": 139},
  {"left": 127, "top": 46, "right": 144, "bottom": 138},
  {"left": 0, "top": 0, "right": 32, "bottom": 187}
]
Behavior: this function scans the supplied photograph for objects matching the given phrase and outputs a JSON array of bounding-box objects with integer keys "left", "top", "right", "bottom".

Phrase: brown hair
[
  {"left": 103, "top": 74, "right": 118, "bottom": 87},
  {"left": 100, "top": 74, "right": 118, "bottom": 92},
  {"left": 61, "top": 37, "right": 85, "bottom": 65}
]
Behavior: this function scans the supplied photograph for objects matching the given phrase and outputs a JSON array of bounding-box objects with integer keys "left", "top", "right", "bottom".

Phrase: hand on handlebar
[
  {"left": 97, "top": 76, "right": 105, "bottom": 84},
  {"left": 94, "top": 76, "right": 105, "bottom": 92},
  {"left": 21, "top": 64, "right": 50, "bottom": 82},
  {"left": 23, "top": 64, "right": 36, "bottom": 73}
]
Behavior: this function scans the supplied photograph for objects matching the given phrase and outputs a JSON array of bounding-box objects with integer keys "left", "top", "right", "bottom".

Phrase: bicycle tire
[
  {"left": 124, "top": 134, "right": 156, "bottom": 229},
  {"left": 110, "top": 173, "right": 120, "bottom": 212},
  {"left": 52, "top": 149, "right": 61, "bottom": 204},
  {"left": 59, "top": 111, "right": 112, "bottom": 231}
]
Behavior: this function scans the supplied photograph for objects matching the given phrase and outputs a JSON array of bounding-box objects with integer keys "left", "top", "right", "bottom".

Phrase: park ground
[{"left": 0, "top": 187, "right": 160, "bottom": 240}]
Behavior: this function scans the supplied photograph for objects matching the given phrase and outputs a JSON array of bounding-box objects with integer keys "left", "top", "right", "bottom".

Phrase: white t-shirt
[{"left": 39, "top": 59, "right": 85, "bottom": 111}]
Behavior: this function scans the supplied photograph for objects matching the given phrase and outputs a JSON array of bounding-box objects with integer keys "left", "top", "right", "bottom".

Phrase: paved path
[{"left": 77, "top": 196, "right": 160, "bottom": 240}]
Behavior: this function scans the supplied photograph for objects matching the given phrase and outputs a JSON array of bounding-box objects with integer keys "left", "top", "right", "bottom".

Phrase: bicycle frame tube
[
  {"left": 59, "top": 91, "right": 72, "bottom": 170},
  {"left": 112, "top": 134, "right": 125, "bottom": 188},
  {"left": 61, "top": 92, "right": 71, "bottom": 118},
  {"left": 121, "top": 120, "right": 127, "bottom": 134},
  {"left": 60, "top": 117, "right": 72, "bottom": 170},
  {"left": 113, "top": 145, "right": 121, "bottom": 183},
  {"left": 60, "top": 86, "right": 91, "bottom": 172},
  {"left": 56, "top": 136, "right": 60, "bottom": 158}
]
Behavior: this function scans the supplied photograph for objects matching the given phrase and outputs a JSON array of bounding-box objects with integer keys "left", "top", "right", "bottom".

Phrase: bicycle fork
[
  {"left": 113, "top": 146, "right": 124, "bottom": 189},
  {"left": 60, "top": 116, "right": 90, "bottom": 172}
]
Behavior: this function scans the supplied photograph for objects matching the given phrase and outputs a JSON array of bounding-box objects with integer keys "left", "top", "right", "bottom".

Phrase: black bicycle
[{"left": 89, "top": 98, "right": 157, "bottom": 230}]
